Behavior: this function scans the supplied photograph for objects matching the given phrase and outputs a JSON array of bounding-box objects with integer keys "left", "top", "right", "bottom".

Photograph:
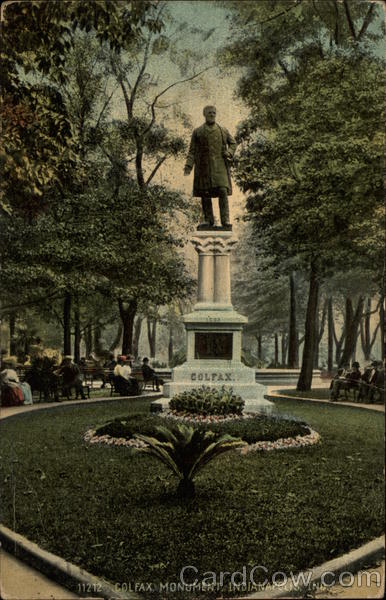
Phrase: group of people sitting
[
  {"left": 329, "top": 360, "right": 384, "bottom": 403},
  {"left": 0, "top": 352, "right": 163, "bottom": 406},
  {"left": 111, "top": 355, "right": 162, "bottom": 396},
  {"left": 0, "top": 356, "right": 33, "bottom": 406}
]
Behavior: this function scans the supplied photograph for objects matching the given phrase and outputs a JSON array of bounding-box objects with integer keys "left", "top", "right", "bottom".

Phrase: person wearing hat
[
  {"left": 368, "top": 361, "right": 384, "bottom": 403},
  {"left": 358, "top": 361, "right": 377, "bottom": 402},
  {"left": 0, "top": 357, "right": 23, "bottom": 406},
  {"left": 55, "top": 355, "right": 86, "bottom": 400},
  {"left": 114, "top": 355, "right": 131, "bottom": 380},
  {"left": 113, "top": 355, "right": 139, "bottom": 396},
  {"left": 344, "top": 361, "right": 362, "bottom": 400},
  {"left": 141, "top": 357, "right": 161, "bottom": 392}
]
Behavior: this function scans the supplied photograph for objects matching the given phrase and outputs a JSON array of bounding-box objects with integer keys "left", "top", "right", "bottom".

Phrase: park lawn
[
  {"left": 276, "top": 388, "right": 332, "bottom": 400},
  {"left": 0, "top": 398, "right": 384, "bottom": 598}
]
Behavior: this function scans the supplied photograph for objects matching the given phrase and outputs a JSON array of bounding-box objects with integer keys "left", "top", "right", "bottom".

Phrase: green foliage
[
  {"left": 222, "top": 0, "right": 384, "bottom": 388},
  {"left": 0, "top": 1, "right": 155, "bottom": 214},
  {"left": 96, "top": 412, "right": 308, "bottom": 445},
  {"left": 169, "top": 349, "right": 186, "bottom": 368},
  {"left": 96, "top": 413, "right": 164, "bottom": 439},
  {"left": 135, "top": 423, "right": 245, "bottom": 497},
  {"left": 233, "top": 224, "right": 308, "bottom": 340},
  {"left": 222, "top": 1, "right": 385, "bottom": 275},
  {"left": 241, "top": 349, "right": 263, "bottom": 368},
  {"left": 170, "top": 386, "right": 245, "bottom": 416}
]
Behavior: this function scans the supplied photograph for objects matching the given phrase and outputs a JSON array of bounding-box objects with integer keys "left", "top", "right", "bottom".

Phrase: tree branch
[
  {"left": 343, "top": 0, "right": 357, "bottom": 41},
  {"left": 369, "top": 321, "right": 380, "bottom": 351},
  {"left": 129, "top": 30, "right": 153, "bottom": 118},
  {"left": 357, "top": 2, "right": 376, "bottom": 41},
  {"left": 146, "top": 155, "right": 167, "bottom": 185},
  {"left": 250, "top": 0, "right": 303, "bottom": 26},
  {"left": 318, "top": 298, "right": 328, "bottom": 343},
  {"left": 331, "top": 0, "right": 340, "bottom": 45},
  {"left": 119, "top": 79, "right": 132, "bottom": 121},
  {"left": 0, "top": 292, "right": 63, "bottom": 313},
  {"left": 142, "top": 66, "right": 214, "bottom": 137},
  {"left": 94, "top": 85, "right": 119, "bottom": 130}
]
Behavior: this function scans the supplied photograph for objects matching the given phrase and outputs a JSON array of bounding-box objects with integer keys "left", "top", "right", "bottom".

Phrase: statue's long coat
[{"left": 185, "top": 123, "right": 237, "bottom": 197}]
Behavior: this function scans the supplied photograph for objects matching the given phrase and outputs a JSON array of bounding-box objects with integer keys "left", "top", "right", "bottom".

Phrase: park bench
[
  {"left": 331, "top": 377, "right": 385, "bottom": 404},
  {"left": 336, "top": 380, "right": 359, "bottom": 401}
]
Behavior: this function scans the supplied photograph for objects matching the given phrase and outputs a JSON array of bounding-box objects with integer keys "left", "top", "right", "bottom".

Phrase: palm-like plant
[{"left": 135, "top": 424, "right": 246, "bottom": 498}]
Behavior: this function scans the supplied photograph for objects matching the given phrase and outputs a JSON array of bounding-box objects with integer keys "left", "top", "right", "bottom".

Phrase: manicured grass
[
  {"left": 0, "top": 398, "right": 384, "bottom": 598},
  {"left": 276, "top": 388, "right": 332, "bottom": 400}
]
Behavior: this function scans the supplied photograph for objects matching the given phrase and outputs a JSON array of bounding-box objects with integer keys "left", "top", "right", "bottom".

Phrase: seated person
[
  {"left": 368, "top": 361, "right": 385, "bottom": 403},
  {"left": 1, "top": 357, "right": 23, "bottom": 406},
  {"left": 113, "top": 356, "right": 139, "bottom": 396},
  {"left": 358, "top": 361, "right": 377, "bottom": 402},
  {"left": 55, "top": 356, "right": 86, "bottom": 400},
  {"left": 329, "top": 366, "right": 349, "bottom": 401},
  {"left": 346, "top": 362, "right": 361, "bottom": 394},
  {"left": 104, "top": 353, "right": 117, "bottom": 370},
  {"left": 141, "top": 357, "right": 161, "bottom": 391}
]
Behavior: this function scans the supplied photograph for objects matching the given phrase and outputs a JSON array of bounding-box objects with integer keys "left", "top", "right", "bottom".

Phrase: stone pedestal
[{"left": 162, "top": 230, "right": 274, "bottom": 414}]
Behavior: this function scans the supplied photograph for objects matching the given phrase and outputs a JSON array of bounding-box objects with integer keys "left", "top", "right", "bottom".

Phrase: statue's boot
[
  {"left": 219, "top": 194, "right": 231, "bottom": 229},
  {"left": 201, "top": 197, "right": 214, "bottom": 227}
]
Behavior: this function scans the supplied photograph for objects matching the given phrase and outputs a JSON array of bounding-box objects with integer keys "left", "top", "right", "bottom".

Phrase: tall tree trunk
[
  {"left": 9, "top": 312, "right": 16, "bottom": 355},
  {"left": 288, "top": 273, "right": 297, "bottom": 368},
  {"left": 118, "top": 299, "right": 137, "bottom": 355},
  {"left": 335, "top": 328, "right": 345, "bottom": 366},
  {"left": 339, "top": 296, "right": 364, "bottom": 367},
  {"left": 147, "top": 317, "right": 157, "bottom": 358},
  {"left": 74, "top": 296, "right": 81, "bottom": 364},
  {"left": 313, "top": 299, "right": 320, "bottom": 369},
  {"left": 363, "top": 297, "right": 371, "bottom": 360},
  {"left": 109, "top": 322, "right": 123, "bottom": 353},
  {"left": 281, "top": 331, "right": 287, "bottom": 366},
  {"left": 360, "top": 297, "right": 381, "bottom": 362},
  {"left": 133, "top": 316, "right": 143, "bottom": 359},
  {"left": 168, "top": 326, "right": 174, "bottom": 365},
  {"left": 380, "top": 296, "right": 385, "bottom": 361},
  {"left": 327, "top": 297, "right": 334, "bottom": 372},
  {"left": 314, "top": 298, "right": 327, "bottom": 369},
  {"left": 63, "top": 292, "right": 72, "bottom": 355},
  {"left": 93, "top": 323, "right": 104, "bottom": 357},
  {"left": 297, "top": 265, "right": 319, "bottom": 391},
  {"left": 257, "top": 335, "right": 262, "bottom": 362},
  {"left": 352, "top": 330, "right": 359, "bottom": 362},
  {"left": 274, "top": 333, "right": 279, "bottom": 367},
  {"left": 85, "top": 323, "right": 92, "bottom": 358}
]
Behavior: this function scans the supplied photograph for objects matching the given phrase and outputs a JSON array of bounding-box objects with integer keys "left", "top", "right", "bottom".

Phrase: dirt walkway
[
  {"left": 314, "top": 560, "right": 384, "bottom": 598},
  {"left": 0, "top": 549, "right": 80, "bottom": 599}
]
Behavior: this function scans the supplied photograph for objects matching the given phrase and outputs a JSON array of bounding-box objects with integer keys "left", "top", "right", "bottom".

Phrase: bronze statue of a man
[{"left": 184, "top": 105, "right": 237, "bottom": 229}]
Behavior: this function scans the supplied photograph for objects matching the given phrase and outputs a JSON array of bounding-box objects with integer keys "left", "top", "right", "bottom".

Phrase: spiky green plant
[{"left": 135, "top": 424, "right": 246, "bottom": 498}]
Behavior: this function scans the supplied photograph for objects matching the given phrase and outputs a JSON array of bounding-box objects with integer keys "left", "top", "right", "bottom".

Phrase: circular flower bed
[
  {"left": 161, "top": 410, "right": 254, "bottom": 424},
  {"left": 84, "top": 411, "right": 320, "bottom": 453}
]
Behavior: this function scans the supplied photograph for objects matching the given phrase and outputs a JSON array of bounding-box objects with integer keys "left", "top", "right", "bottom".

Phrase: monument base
[
  {"left": 159, "top": 228, "right": 275, "bottom": 415},
  {"left": 162, "top": 360, "right": 274, "bottom": 414}
]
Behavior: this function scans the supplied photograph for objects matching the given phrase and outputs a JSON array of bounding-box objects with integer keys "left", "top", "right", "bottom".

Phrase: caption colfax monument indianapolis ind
[{"left": 160, "top": 106, "right": 273, "bottom": 414}]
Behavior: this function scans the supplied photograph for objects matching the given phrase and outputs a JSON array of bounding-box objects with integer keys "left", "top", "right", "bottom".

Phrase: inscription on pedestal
[
  {"left": 191, "top": 372, "right": 235, "bottom": 382},
  {"left": 194, "top": 332, "right": 233, "bottom": 360}
]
